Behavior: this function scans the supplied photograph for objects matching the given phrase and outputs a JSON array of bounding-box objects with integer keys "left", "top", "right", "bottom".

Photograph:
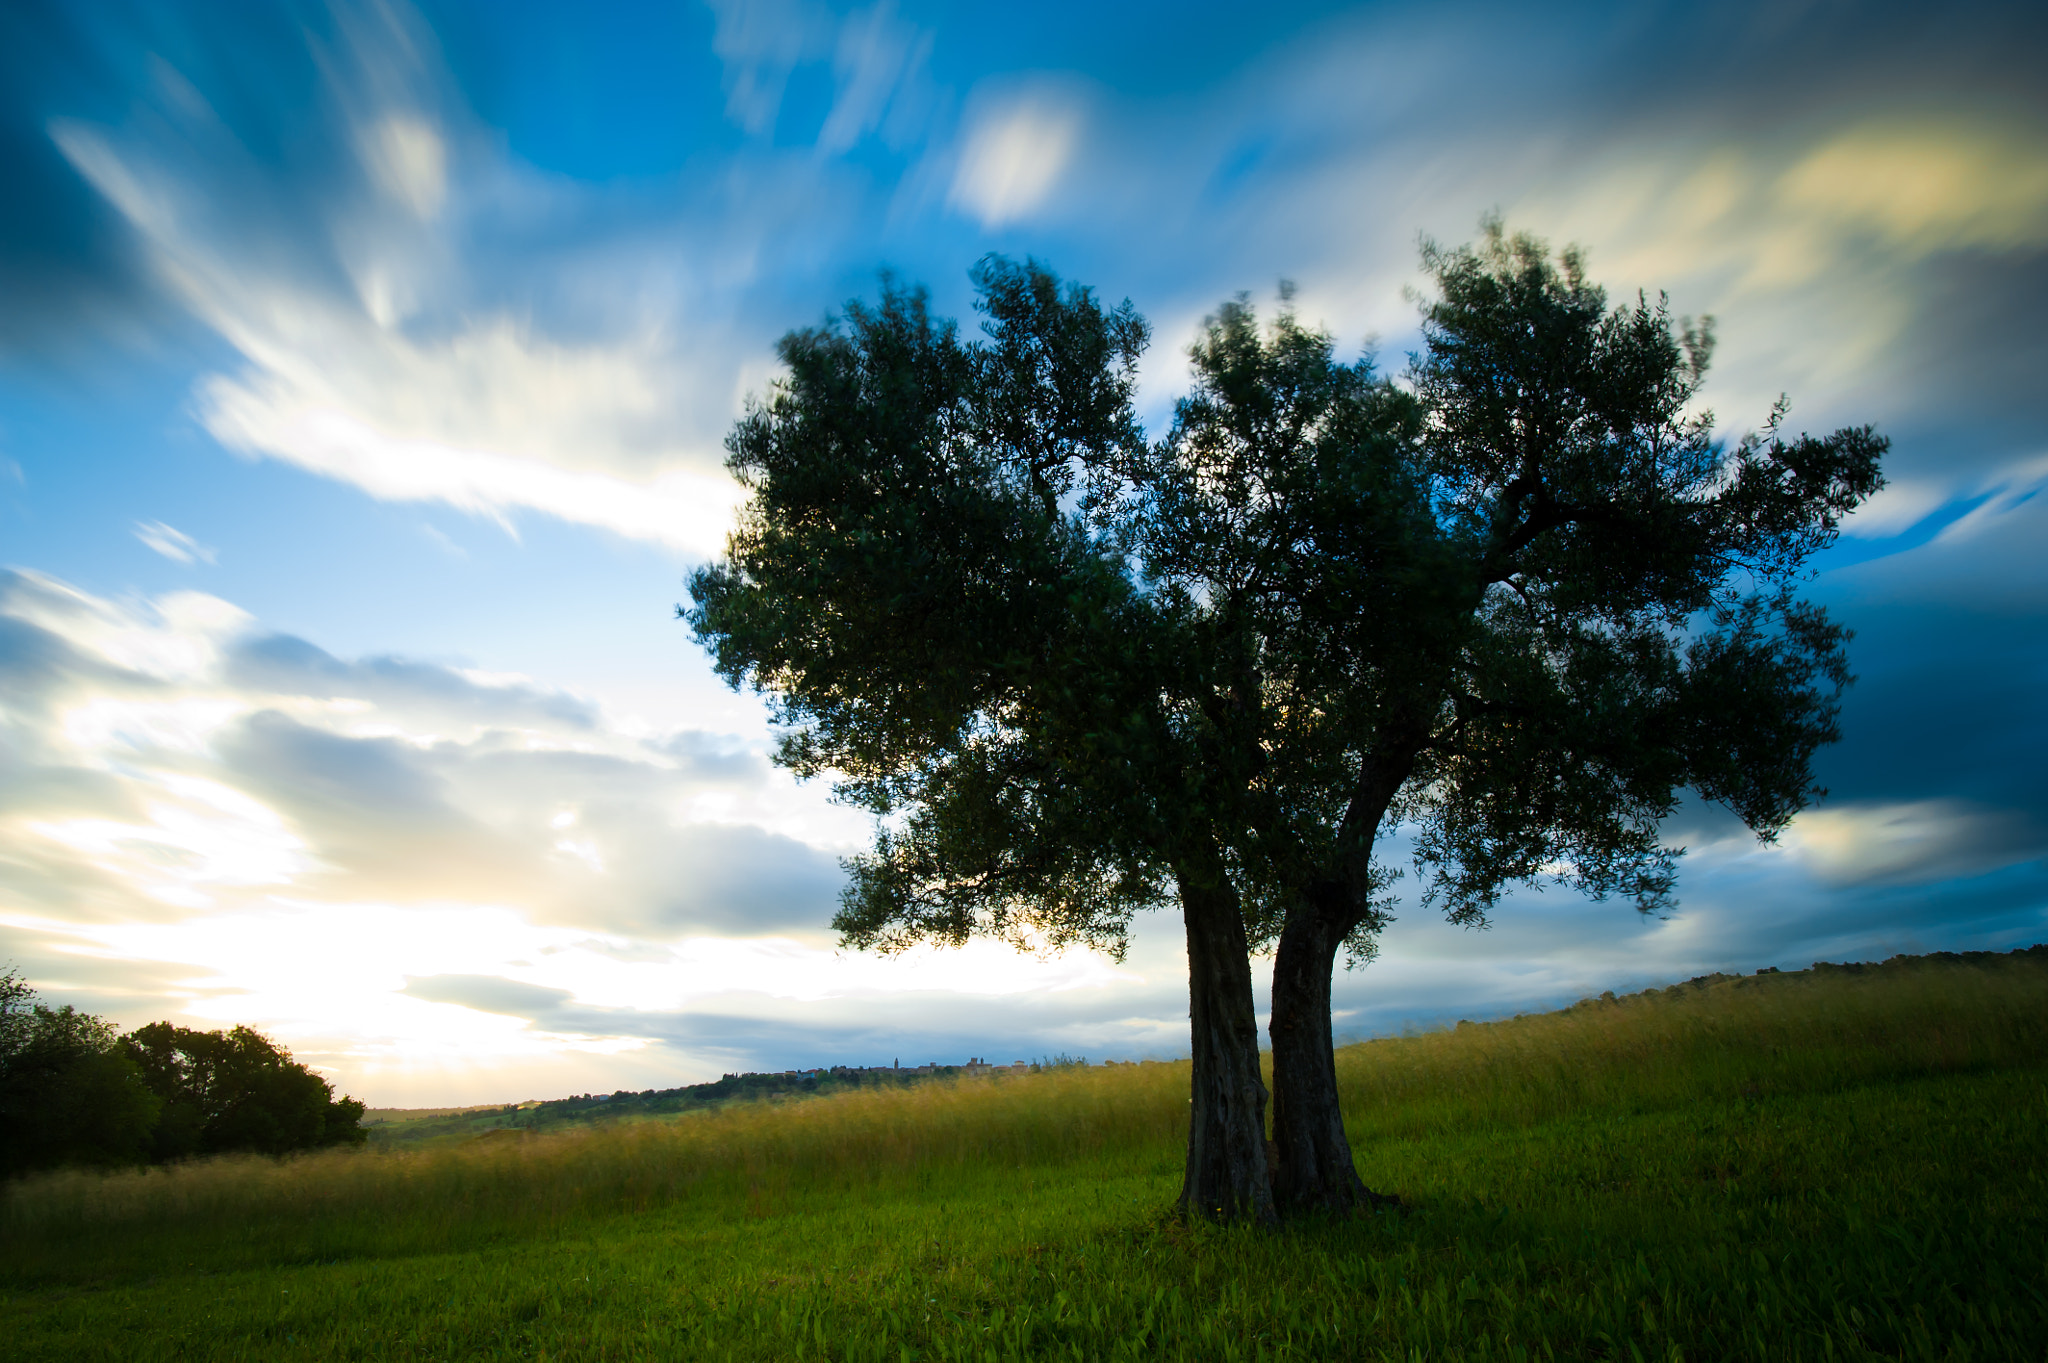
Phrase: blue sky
[{"left": 2, "top": 0, "right": 2044, "bottom": 1105}]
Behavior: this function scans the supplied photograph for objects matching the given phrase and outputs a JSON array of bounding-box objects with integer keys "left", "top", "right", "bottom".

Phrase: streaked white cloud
[
  {"left": 2, "top": 570, "right": 249, "bottom": 688},
  {"left": 1836, "top": 463, "right": 2048, "bottom": 610},
  {"left": 820, "top": 2, "right": 935, "bottom": 153},
  {"left": 132, "top": 520, "right": 216, "bottom": 565},
  {"left": 1784, "top": 800, "right": 2040, "bottom": 887},
  {"left": 196, "top": 365, "right": 746, "bottom": 552},
  {"left": 49, "top": 13, "right": 756, "bottom": 555},
  {"left": 708, "top": 0, "right": 937, "bottom": 150},
  {"left": 1777, "top": 122, "right": 2048, "bottom": 256},
  {"left": 707, "top": 0, "right": 832, "bottom": 136},
  {"left": 358, "top": 114, "right": 448, "bottom": 219},
  {"left": 1929, "top": 453, "right": 2048, "bottom": 546},
  {"left": 45, "top": 0, "right": 945, "bottom": 558},
  {"left": 1841, "top": 479, "right": 1951, "bottom": 539},
  {"left": 1, "top": 560, "right": 837, "bottom": 939},
  {"left": 28, "top": 774, "right": 316, "bottom": 910},
  {"left": 1488, "top": 119, "right": 2048, "bottom": 433},
  {"left": 57, "top": 108, "right": 747, "bottom": 549}
]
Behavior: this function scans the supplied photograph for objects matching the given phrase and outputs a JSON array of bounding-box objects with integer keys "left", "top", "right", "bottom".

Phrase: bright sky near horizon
[{"left": 2, "top": 0, "right": 2044, "bottom": 1106}]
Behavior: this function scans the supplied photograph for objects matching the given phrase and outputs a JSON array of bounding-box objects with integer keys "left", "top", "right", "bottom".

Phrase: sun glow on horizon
[{"left": 1, "top": 896, "right": 1155, "bottom": 1101}]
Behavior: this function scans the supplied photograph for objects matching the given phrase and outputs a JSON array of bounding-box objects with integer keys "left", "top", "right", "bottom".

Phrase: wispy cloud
[
  {"left": 820, "top": 2, "right": 935, "bottom": 153},
  {"left": 1783, "top": 800, "right": 2042, "bottom": 886},
  {"left": 47, "top": 0, "right": 2044, "bottom": 551},
  {"left": 356, "top": 114, "right": 448, "bottom": 221},
  {"left": 948, "top": 88, "right": 1085, "bottom": 227},
  {"left": 707, "top": 0, "right": 833, "bottom": 136},
  {"left": 708, "top": 0, "right": 936, "bottom": 149},
  {"left": 46, "top": 4, "right": 769, "bottom": 555},
  {"left": 133, "top": 520, "right": 217, "bottom": 565}
]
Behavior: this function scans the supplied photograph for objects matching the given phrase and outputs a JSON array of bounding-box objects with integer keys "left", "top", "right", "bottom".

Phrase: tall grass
[
  {"left": 1335, "top": 953, "right": 2048, "bottom": 1139},
  {"left": 4, "top": 951, "right": 2044, "bottom": 1360},
  {"left": 2, "top": 1051, "right": 1189, "bottom": 1268},
  {"left": 8, "top": 951, "right": 2042, "bottom": 1247}
]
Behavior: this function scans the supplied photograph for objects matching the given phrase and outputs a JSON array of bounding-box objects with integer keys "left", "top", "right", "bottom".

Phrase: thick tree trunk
[
  {"left": 1267, "top": 903, "right": 1379, "bottom": 1214},
  {"left": 1267, "top": 755, "right": 1416, "bottom": 1216},
  {"left": 1176, "top": 872, "right": 1275, "bottom": 1225}
]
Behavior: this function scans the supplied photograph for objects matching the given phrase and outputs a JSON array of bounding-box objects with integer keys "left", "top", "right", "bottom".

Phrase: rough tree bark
[
  {"left": 1267, "top": 891, "right": 1374, "bottom": 1214},
  {"left": 1267, "top": 759, "right": 1416, "bottom": 1215},
  {"left": 1176, "top": 862, "right": 1276, "bottom": 1225}
]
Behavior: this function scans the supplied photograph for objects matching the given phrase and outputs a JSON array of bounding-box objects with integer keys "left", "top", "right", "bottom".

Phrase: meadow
[{"left": 3, "top": 950, "right": 2044, "bottom": 1361}]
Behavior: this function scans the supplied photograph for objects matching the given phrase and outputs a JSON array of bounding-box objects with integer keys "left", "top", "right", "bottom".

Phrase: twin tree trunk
[
  {"left": 1175, "top": 873, "right": 1387, "bottom": 1223},
  {"left": 1178, "top": 792, "right": 1406, "bottom": 1221}
]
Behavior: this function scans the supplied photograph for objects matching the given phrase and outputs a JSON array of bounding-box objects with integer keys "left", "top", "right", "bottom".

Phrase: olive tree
[{"left": 685, "top": 226, "right": 1883, "bottom": 1220}]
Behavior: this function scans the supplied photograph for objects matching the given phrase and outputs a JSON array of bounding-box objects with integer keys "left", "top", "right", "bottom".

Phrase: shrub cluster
[{"left": 0, "top": 967, "right": 365, "bottom": 1179}]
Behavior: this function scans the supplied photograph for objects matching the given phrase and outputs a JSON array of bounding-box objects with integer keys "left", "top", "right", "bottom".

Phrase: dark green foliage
[
  {"left": 688, "top": 258, "right": 1181, "bottom": 958},
  {"left": 0, "top": 969, "right": 159, "bottom": 1178},
  {"left": 1152, "top": 225, "right": 1883, "bottom": 930},
  {"left": 1, "top": 968, "right": 367, "bottom": 1173},
  {"left": 689, "top": 227, "right": 1882, "bottom": 949},
  {"left": 1391, "top": 227, "right": 1886, "bottom": 923},
  {"left": 122, "top": 1021, "right": 366, "bottom": 1160}
]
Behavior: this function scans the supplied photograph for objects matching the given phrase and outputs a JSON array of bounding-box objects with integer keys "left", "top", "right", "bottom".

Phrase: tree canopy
[
  {"left": 686, "top": 223, "right": 1884, "bottom": 1221},
  {"left": 0, "top": 968, "right": 159, "bottom": 1177},
  {"left": 0, "top": 967, "right": 366, "bottom": 1178},
  {"left": 123, "top": 1022, "right": 367, "bottom": 1162}
]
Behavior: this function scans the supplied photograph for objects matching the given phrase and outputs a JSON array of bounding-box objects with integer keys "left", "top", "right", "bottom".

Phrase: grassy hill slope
[{"left": 4, "top": 948, "right": 2045, "bottom": 1361}]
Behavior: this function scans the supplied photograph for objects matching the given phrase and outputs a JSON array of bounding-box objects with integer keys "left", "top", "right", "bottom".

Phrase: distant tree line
[
  {"left": 0, "top": 967, "right": 366, "bottom": 1179},
  {"left": 434, "top": 1064, "right": 967, "bottom": 1137},
  {"left": 374, "top": 1058, "right": 1102, "bottom": 1146}
]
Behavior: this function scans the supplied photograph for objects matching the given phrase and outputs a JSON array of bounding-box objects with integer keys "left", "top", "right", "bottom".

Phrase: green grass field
[{"left": 5, "top": 951, "right": 2045, "bottom": 1361}]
